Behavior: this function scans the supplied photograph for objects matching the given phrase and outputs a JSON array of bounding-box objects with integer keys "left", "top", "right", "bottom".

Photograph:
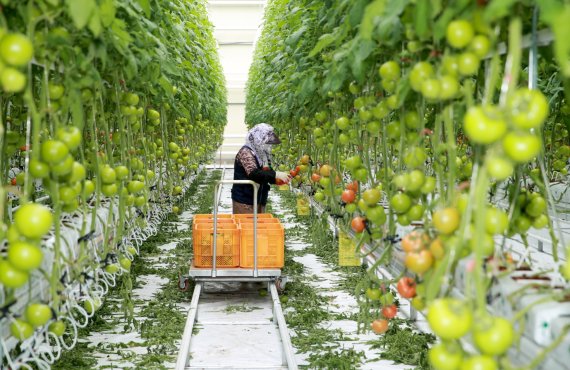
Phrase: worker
[{"left": 232, "top": 123, "right": 290, "bottom": 214}]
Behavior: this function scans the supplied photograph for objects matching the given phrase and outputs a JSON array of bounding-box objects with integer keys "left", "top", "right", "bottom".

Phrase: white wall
[{"left": 207, "top": 0, "right": 267, "bottom": 164}]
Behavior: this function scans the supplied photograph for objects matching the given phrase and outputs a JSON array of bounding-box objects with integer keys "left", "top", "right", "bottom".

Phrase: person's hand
[{"left": 275, "top": 171, "right": 291, "bottom": 184}]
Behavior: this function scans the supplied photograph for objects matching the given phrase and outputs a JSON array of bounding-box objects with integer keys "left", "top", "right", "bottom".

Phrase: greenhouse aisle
[
  {"left": 183, "top": 169, "right": 289, "bottom": 370},
  {"left": 183, "top": 169, "right": 426, "bottom": 369}
]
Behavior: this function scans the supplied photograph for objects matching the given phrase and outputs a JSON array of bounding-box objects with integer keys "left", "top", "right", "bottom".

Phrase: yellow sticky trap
[
  {"left": 338, "top": 230, "right": 361, "bottom": 266},
  {"left": 296, "top": 195, "right": 310, "bottom": 216}
]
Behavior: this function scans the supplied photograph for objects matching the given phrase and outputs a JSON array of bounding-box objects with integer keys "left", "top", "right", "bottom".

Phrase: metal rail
[
  {"left": 175, "top": 281, "right": 297, "bottom": 369},
  {"left": 175, "top": 283, "right": 202, "bottom": 370},
  {"left": 269, "top": 283, "right": 297, "bottom": 370}
]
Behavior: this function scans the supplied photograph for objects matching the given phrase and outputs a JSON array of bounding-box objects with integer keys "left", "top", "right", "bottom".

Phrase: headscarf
[{"left": 244, "top": 123, "right": 279, "bottom": 166}]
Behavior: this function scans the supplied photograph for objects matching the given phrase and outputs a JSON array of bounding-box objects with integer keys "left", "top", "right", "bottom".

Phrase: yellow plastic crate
[
  {"left": 193, "top": 223, "right": 240, "bottom": 268},
  {"left": 338, "top": 230, "right": 361, "bottom": 266},
  {"left": 239, "top": 223, "right": 284, "bottom": 268}
]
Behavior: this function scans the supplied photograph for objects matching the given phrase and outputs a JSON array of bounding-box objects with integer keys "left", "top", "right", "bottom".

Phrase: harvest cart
[{"left": 175, "top": 179, "right": 297, "bottom": 370}]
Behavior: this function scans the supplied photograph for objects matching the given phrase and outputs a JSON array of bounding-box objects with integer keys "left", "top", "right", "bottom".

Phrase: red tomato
[
  {"left": 401, "top": 230, "right": 429, "bottom": 253},
  {"left": 351, "top": 217, "right": 366, "bottom": 233},
  {"left": 346, "top": 181, "right": 359, "bottom": 192},
  {"left": 396, "top": 277, "right": 417, "bottom": 298},
  {"left": 311, "top": 173, "right": 321, "bottom": 183},
  {"left": 341, "top": 189, "right": 356, "bottom": 203},
  {"left": 381, "top": 304, "right": 398, "bottom": 319},
  {"left": 371, "top": 319, "right": 389, "bottom": 334}
]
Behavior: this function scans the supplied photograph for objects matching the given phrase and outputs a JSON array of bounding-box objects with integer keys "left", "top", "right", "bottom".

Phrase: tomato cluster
[{"left": 0, "top": 31, "right": 34, "bottom": 93}]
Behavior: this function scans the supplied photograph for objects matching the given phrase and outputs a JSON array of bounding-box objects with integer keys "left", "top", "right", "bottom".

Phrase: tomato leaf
[
  {"left": 99, "top": 0, "right": 116, "bottom": 27},
  {"left": 309, "top": 33, "right": 336, "bottom": 57},
  {"left": 414, "top": 0, "right": 430, "bottom": 40},
  {"left": 348, "top": 0, "right": 369, "bottom": 27},
  {"left": 286, "top": 26, "right": 307, "bottom": 47},
  {"left": 137, "top": 0, "right": 151, "bottom": 18},
  {"left": 350, "top": 38, "right": 376, "bottom": 81},
  {"left": 538, "top": 1, "right": 570, "bottom": 77},
  {"left": 88, "top": 7, "right": 102, "bottom": 37},
  {"left": 66, "top": 0, "right": 96, "bottom": 30},
  {"left": 360, "top": 0, "right": 386, "bottom": 40},
  {"left": 483, "top": 0, "right": 518, "bottom": 22}
]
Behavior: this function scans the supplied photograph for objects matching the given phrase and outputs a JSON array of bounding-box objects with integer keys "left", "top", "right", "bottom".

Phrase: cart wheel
[
  {"left": 178, "top": 274, "right": 190, "bottom": 292},
  {"left": 275, "top": 276, "right": 287, "bottom": 293}
]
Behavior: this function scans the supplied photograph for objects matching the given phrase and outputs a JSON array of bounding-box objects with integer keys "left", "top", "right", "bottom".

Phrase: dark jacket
[{"left": 231, "top": 146, "right": 276, "bottom": 205}]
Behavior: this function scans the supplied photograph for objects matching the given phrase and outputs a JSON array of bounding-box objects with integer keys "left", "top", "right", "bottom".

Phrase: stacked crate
[{"left": 192, "top": 214, "right": 284, "bottom": 268}]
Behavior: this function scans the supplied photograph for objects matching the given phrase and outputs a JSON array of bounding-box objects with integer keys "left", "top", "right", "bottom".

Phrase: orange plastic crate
[
  {"left": 193, "top": 223, "right": 240, "bottom": 268},
  {"left": 233, "top": 213, "right": 274, "bottom": 219},
  {"left": 194, "top": 214, "right": 233, "bottom": 219},
  {"left": 193, "top": 218, "right": 235, "bottom": 225},
  {"left": 239, "top": 223, "right": 284, "bottom": 268},
  {"left": 237, "top": 218, "right": 281, "bottom": 224}
]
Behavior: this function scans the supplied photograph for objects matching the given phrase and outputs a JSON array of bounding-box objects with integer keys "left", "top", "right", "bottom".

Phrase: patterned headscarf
[{"left": 245, "top": 123, "right": 279, "bottom": 166}]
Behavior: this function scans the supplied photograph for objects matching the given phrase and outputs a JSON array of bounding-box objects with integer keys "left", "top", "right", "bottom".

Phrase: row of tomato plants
[
  {"left": 0, "top": 0, "right": 226, "bottom": 367},
  {"left": 247, "top": 1, "right": 570, "bottom": 369}
]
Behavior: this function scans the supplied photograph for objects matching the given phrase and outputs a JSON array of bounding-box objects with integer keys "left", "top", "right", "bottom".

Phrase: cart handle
[{"left": 212, "top": 180, "right": 260, "bottom": 278}]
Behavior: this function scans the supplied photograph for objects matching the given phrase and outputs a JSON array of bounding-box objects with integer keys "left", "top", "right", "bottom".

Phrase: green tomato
[
  {"left": 10, "top": 319, "right": 34, "bottom": 341},
  {"left": 101, "top": 183, "right": 118, "bottom": 197},
  {"left": 0, "top": 259, "right": 29, "bottom": 288},
  {"left": 427, "top": 298, "right": 472, "bottom": 340},
  {"left": 502, "top": 132, "right": 541, "bottom": 163},
  {"left": 525, "top": 196, "right": 547, "bottom": 218},
  {"left": 428, "top": 343, "right": 463, "bottom": 370},
  {"left": 485, "top": 207, "right": 508, "bottom": 235},
  {"left": 379, "top": 61, "right": 400, "bottom": 80},
  {"left": 446, "top": 20, "right": 474, "bottom": 49},
  {"left": 473, "top": 316, "right": 514, "bottom": 356},
  {"left": 421, "top": 79, "right": 441, "bottom": 101},
  {"left": 41, "top": 140, "right": 69, "bottom": 165},
  {"left": 409, "top": 62, "right": 435, "bottom": 92},
  {"left": 25, "top": 303, "right": 53, "bottom": 327},
  {"left": 0, "top": 33, "right": 34, "bottom": 67},
  {"left": 366, "top": 205, "right": 386, "bottom": 225},
  {"left": 421, "top": 177, "right": 436, "bottom": 194},
  {"left": 457, "top": 52, "right": 480, "bottom": 76},
  {"left": 127, "top": 180, "right": 144, "bottom": 194},
  {"left": 55, "top": 126, "right": 82, "bottom": 151},
  {"left": 51, "top": 155, "right": 74, "bottom": 178},
  {"left": 507, "top": 88, "right": 549, "bottom": 129},
  {"left": 439, "top": 75, "right": 459, "bottom": 100},
  {"left": 8, "top": 241, "right": 43, "bottom": 271},
  {"left": 48, "top": 84, "right": 65, "bottom": 100},
  {"left": 469, "top": 35, "right": 491, "bottom": 58},
  {"left": 68, "top": 162, "right": 86, "bottom": 183},
  {"left": 14, "top": 203, "right": 53, "bottom": 239},
  {"left": 390, "top": 193, "right": 412, "bottom": 214},
  {"left": 99, "top": 165, "right": 117, "bottom": 184},
  {"left": 463, "top": 106, "right": 506, "bottom": 145},
  {"left": 460, "top": 355, "right": 498, "bottom": 370},
  {"left": 84, "top": 297, "right": 102, "bottom": 315},
  {"left": 115, "top": 165, "right": 130, "bottom": 181},
  {"left": 485, "top": 155, "right": 513, "bottom": 181},
  {"left": 48, "top": 320, "right": 66, "bottom": 336},
  {"left": 1, "top": 67, "right": 26, "bottom": 92}
]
